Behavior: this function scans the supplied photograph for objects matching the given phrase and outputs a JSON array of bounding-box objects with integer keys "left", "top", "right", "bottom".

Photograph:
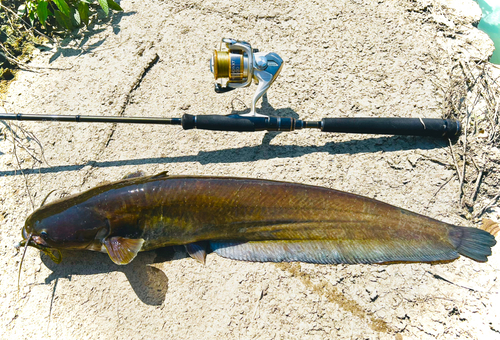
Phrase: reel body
[{"left": 210, "top": 38, "right": 283, "bottom": 116}]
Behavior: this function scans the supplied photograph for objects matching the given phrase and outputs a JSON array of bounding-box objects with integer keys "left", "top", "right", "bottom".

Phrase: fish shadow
[{"left": 41, "top": 247, "right": 187, "bottom": 306}]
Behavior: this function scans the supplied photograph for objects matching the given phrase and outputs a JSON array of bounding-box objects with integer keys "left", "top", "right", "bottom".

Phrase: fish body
[{"left": 21, "top": 173, "right": 496, "bottom": 265}]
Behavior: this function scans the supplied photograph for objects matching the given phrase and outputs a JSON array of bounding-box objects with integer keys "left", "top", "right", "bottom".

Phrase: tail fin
[{"left": 449, "top": 226, "right": 497, "bottom": 262}]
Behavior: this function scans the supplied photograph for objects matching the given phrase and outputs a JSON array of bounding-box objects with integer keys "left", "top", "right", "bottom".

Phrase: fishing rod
[{"left": 0, "top": 38, "right": 460, "bottom": 138}]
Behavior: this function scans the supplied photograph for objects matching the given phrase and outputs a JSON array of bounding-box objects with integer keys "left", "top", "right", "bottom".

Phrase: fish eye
[{"left": 40, "top": 230, "right": 48, "bottom": 240}]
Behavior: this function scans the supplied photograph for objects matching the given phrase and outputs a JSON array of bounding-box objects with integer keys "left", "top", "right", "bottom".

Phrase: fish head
[{"left": 21, "top": 202, "right": 109, "bottom": 254}]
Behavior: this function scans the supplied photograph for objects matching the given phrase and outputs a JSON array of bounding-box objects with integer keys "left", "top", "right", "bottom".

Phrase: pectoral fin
[
  {"left": 103, "top": 237, "right": 145, "bottom": 265},
  {"left": 185, "top": 242, "right": 207, "bottom": 264}
]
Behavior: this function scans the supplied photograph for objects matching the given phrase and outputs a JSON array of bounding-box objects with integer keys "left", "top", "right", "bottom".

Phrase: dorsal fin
[
  {"left": 122, "top": 170, "right": 146, "bottom": 180},
  {"left": 150, "top": 171, "right": 170, "bottom": 180}
]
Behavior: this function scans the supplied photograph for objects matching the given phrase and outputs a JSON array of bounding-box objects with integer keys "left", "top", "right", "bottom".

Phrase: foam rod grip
[
  {"left": 181, "top": 114, "right": 296, "bottom": 132},
  {"left": 321, "top": 118, "right": 460, "bottom": 137},
  {"left": 181, "top": 114, "right": 270, "bottom": 131}
]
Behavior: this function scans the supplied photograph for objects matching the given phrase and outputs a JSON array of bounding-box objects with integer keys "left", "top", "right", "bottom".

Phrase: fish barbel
[{"left": 19, "top": 173, "right": 496, "bottom": 265}]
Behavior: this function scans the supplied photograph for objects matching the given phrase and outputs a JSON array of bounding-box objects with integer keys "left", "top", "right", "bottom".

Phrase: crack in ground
[
  {"left": 276, "top": 262, "right": 395, "bottom": 334},
  {"left": 80, "top": 47, "right": 160, "bottom": 187}
]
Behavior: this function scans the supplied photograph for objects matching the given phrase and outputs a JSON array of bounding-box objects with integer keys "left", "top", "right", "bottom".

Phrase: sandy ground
[{"left": 1, "top": 0, "right": 500, "bottom": 339}]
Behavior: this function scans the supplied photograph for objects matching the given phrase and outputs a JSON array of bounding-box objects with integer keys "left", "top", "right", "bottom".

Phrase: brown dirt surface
[{"left": 1, "top": 0, "right": 499, "bottom": 339}]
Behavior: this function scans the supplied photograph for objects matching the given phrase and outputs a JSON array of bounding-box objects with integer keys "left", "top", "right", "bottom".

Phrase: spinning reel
[{"left": 210, "top": 38, "right": 283, "bottom": 117}]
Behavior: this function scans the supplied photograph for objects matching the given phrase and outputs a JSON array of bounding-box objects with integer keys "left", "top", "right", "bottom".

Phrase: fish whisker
[{"left": 18, "top": 233, "right": 32, "bottom": 294}]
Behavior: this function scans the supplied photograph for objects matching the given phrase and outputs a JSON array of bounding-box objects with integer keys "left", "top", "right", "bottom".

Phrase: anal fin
[{"left": 210, "top": 239, "right": 459, "bottom": 265}]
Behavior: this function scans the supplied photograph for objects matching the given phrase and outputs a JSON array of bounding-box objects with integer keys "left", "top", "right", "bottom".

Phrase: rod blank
[{"left": 0, "top": 113, "right": 182, "bottom": 125}]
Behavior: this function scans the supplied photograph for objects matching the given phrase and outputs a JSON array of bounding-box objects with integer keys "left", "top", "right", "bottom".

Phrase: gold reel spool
[{"left": 212, "top": 50, "right": 247, "bottom": 81}]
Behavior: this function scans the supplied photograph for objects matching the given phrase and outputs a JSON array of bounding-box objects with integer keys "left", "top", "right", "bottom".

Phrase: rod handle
[
  {"left": 321, "top": 118, "right": 460, "bottom": 137},
  {"left": 181, "top": 114, "right": 297, "bottom": 132}
]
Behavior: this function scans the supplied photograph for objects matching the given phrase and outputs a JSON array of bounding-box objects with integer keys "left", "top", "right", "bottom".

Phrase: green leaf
[
  {"left": 37, "top": 1, "right": 48, "bottom": 27},
  {"left": 17, "top": 4, "right": 26, "bottom": 16},
  {"left": 29, "top": 10, "right": 35, "bottom": 26},
  {"left": 72, "top": 7, "right": 81, "bottom": 25},
  {"left": 52, "top": 0, "right": 71, "bottom": 18},
  {"left": 77, "top": 2, "right": 90, "bottom": 26},
  {"left": 27, "top": 1, "right": 37, "bottom": 11},
  {"left": 107, "top": 0, "right": 123, "bottom": 11},
  {"left": 98, "top": 0, "right": 109, "bottom": 16},
  {"left": 54, "top": 10, "right": 73, "bottom": 30}
]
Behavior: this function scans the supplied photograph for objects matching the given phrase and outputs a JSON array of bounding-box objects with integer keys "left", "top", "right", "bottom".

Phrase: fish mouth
[
  {"left": 17, "top": 231, "right": 61, "bottom": 293},
  {"left": 31, "top": 236, "right": 49, "bottom": 248},
  {"left": 17, "top": 233, "right": 62, "bottom": 264},
  {"left": 17, "top": 235, "right": 49, "bottom": 249},
  {"left": 20, "top": 226, "right": 50, "bottom": 249}
]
